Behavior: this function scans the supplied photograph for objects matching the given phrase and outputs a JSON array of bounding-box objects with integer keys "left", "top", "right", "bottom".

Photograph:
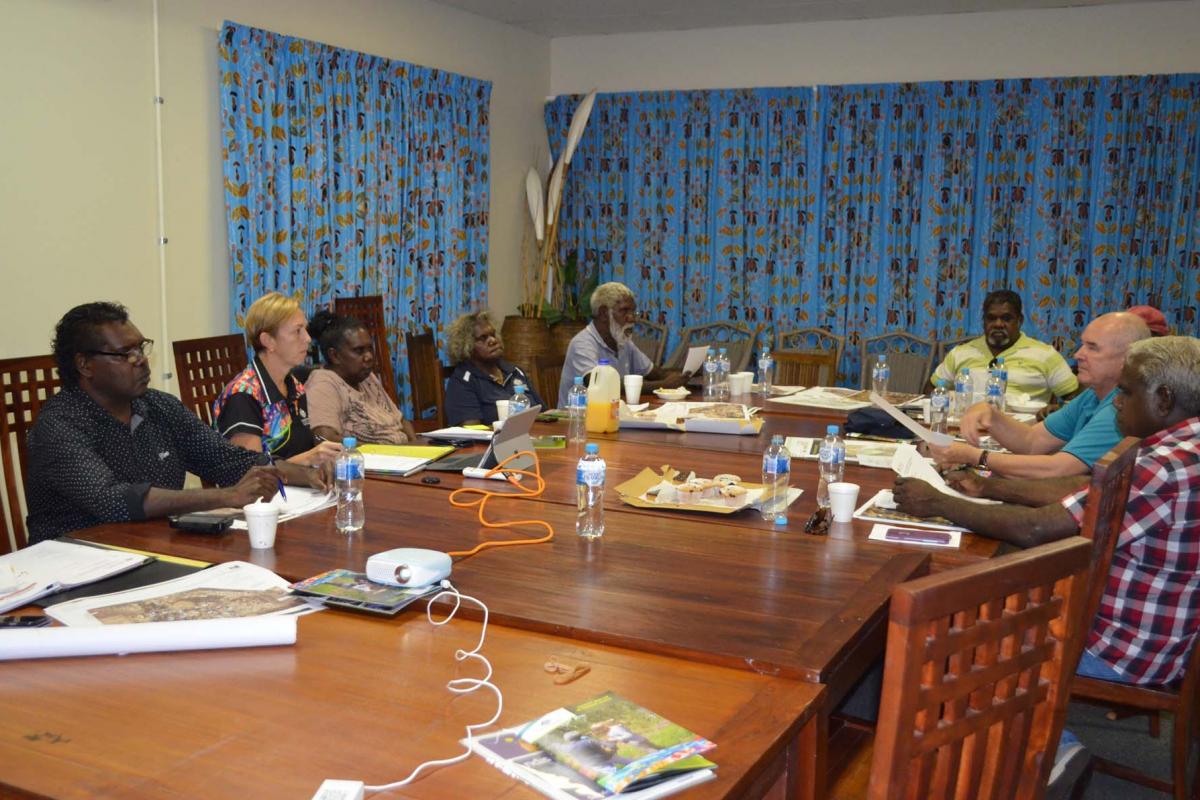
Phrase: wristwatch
[{"left": 976, "top": 449, "right": 990, "bottom": 470}]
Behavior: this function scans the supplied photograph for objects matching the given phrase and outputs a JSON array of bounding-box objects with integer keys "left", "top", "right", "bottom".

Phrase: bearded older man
[{"left": 558, "top": 282, "right": 689, "bottom": 408}]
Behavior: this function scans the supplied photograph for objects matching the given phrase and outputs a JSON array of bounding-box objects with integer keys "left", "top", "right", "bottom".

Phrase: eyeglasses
[
  {"left": 87, "top": 339, "right": 154, "bottom": 364},
  {"left": 804, "top": 506, "right": 830, "bottom": 536}
]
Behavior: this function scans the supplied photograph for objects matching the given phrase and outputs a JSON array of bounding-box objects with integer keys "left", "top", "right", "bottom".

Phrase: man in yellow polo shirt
[{"left": 930, "top": 289, "right": 1079, "bottom": 404}]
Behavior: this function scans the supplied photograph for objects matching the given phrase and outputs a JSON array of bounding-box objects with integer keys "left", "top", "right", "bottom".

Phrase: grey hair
[
  {"left": 446, "top": 309, "right": 500, "bottom": 364},
  {"left": 1126, "top": 336, "right": 1200, "bottom": 416},
  {"left": 590, "top": 281, "right": 634, "bottom": 317}
]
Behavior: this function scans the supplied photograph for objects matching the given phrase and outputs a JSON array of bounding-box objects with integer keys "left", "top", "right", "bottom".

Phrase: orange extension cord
[{"left": 445, "top": 449, "right": 555, "bottom": 559}]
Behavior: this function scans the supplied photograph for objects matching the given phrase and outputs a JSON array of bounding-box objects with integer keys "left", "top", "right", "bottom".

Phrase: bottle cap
[
  {"left": 935, "top": 379, "right": 944, "bottom": 388},
  {"left": 719, "top": 347, "right": 727, "bottom": 354},
  {"left": 707, "top": 347, "right": 715, "bottom": 354},
  {"left": 573, "top": 375, "right": 583, "bottom": 384},
  {"left": 515, "top": 384, "right": 526, "bottom": 393},
  {"left": 774, "top": 515, "right": 787, "bottom": 525},
  {"left": 598, "top": 358, "right": 611, "bottom": 366},
  {"left": 997, "top": 356, "right": 1005, "bottom": 364},
  {"left": 826, "top": 424, "right": 838, "bottom": 435},
  {"left": 585, "top": 443, "right": 599, "bottom": 455},
  {"left": 877, "top": 354, "right": 886, "bottom": 361},
  {"left": 771, "top": 434, "right": 784, "bottom": 445},
  {"left": 342, "top": 436, "right": 357, "bottom": 448}
]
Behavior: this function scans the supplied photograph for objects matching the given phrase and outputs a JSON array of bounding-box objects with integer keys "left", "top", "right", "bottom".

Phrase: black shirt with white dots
[{"left": 25, "top": 386, "right": 268, "bottom": 543}]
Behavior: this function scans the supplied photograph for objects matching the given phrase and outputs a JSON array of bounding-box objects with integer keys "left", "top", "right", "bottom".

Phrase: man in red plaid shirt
[{"left": 894, "top": 335, "right": 1200, "bottom": 684}]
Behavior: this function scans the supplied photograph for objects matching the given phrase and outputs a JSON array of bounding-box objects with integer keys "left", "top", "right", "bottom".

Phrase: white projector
[{"left": 366, "top": 548, "right": 452, "bottom": 588}]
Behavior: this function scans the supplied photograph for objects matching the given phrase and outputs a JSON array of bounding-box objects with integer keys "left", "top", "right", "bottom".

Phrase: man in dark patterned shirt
[
  {"left": 26, "top": 302, "right": 329, "bottom": 543},
  {"left": 894, "top": 336, "right": 1200, "bottom": 685}
]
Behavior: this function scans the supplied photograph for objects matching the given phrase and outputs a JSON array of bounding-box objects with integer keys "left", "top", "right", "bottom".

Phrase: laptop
[{"left": 427, "top": 405, "right": 541, "bottom": 473}]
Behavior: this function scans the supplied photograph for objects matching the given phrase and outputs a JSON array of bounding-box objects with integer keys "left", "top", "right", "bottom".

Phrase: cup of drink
[
  {"left": 623, "top": 374, "right": 643, "bottom": 405},
  {"left": 731, "top": 372, "right": 754, "bottom": 395},
  {"left": 827, "top": 482, "right": 861, "bottom": 524},
  {"left": 495, "top": 399, "right": 510, "bottom": 420},
  {"left": 243, "top": 501, "right": 280, "bottom": 549}
]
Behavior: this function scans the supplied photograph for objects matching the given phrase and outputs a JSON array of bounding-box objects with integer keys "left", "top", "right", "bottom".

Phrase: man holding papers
[
  {"left": 26, "top": 302, "right": 329, "bottom": 543},
  {"left": 929, "top": 312, "right": 1149, "bottom": 478},
  {"left": 894, "top": 337, "right": 1200, "bottom": 689},
  {"left": 557, "top": 282, "right": 691, "bottom": 408}
]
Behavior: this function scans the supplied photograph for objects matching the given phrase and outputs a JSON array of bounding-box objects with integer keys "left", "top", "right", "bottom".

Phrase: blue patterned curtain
[
  {"left": 546, "top": 88, "right": 820, "bottom": 358},
  {"left": 548, "top": 75, "right": 1200, "bottom": 384},
  {"left": 219, "top": 22, "right": 491, "bottom": 411}
]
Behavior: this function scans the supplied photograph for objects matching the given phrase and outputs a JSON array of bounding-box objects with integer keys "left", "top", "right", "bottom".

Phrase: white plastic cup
[
  {"left": 731, "top": 372, "right": 754, "bottom": 395},
  {"left": 495, "top": 399, "right": 510, "bottom": 420},
  {"left": 827, "top": 482, "right": 861, "bottom": 524},
  {"left": 623, "top": 374, "right": 644, "bottom": 405},
  {"left": 243, "top": 501, "right": 280, "bottom": 549}
]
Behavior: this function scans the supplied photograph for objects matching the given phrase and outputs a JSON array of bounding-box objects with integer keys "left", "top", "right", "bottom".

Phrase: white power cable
[{"left": 362, "top": 580, "right": 502, "bottom": 794}]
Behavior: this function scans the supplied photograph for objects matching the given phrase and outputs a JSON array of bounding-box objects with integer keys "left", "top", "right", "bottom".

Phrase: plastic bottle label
[
  {"left": 763, "top": 454, "right": 790, "bottom": 475},
  {"left": 335, "top": 461, "right": 363, "bottom": 480},
  {"left": 577, "top": 462, "right": 606, "bottom": 487}
]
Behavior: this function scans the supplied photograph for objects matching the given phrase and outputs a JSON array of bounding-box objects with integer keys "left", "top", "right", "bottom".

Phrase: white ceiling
[{"left": 424, "top": 0, "right": 1169, "bottom": 37}]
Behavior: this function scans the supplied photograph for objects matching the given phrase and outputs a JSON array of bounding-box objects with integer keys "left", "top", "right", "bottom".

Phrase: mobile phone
[
  {"left": 884, "top": 527, "right": 952, "bottom": 545},
  {"left": 169, "top": 511, "right": 235, "bottom": 534},
  {"left": 0, "top": 615, "right": 52, "bottom": 629}
]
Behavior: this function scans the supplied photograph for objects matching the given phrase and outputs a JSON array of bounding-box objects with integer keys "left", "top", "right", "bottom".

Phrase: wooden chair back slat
[
  {"left": 1077, "top": 436, "right": 1140, "bottom": 621},
  {"left": 774, "top": 349, "right": 838, "bottom": 387},
  {"left": 665, "top": 322, "right": 753, "bottom": 372},
  {"left": 861, "top": 332, "right": 935, "bottom": 394},
  {"left": 334, "top": 295, "right": 398, "bottom": 405},
  {"left": 777, "top": 328, "right": 845, "bottom": 382},
  {"left": 532, "top": 356, "right": 564, "bottom": 407},
  {"left": 172, "top": 335, "right": 246, "bottom": 427},
  {"left": 404, "top": 329, "right": 445, "bottom": 427},
  {"left": 868, "top": 537, "right": 1093, "bottom": 800},
  {"left": 0, "top": 354, "right": 61, "bottom": 554},
  {"left": 933, "top": 334, "right": 975, "bottom": 367},
  {"left": 631, "top": 320, "right": 668, "bottom": 366}
]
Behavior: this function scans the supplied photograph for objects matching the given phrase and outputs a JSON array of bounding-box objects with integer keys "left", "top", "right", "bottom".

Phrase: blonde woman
[{"left": 214, "top": 292, "right": 340, "bottom": 465}]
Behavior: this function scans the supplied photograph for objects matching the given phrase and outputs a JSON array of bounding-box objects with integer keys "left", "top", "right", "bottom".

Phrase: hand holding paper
[
  {"left": 682, "top": 345, "right": 709, "bottom": 376},
  {"left": 890, "top": 445, "right": 998, "bottom": 505}
]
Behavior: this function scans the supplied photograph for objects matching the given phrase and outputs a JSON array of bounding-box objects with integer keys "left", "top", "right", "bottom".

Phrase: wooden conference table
[{"left": 0, "top": 394, "right": 998, "bottom": 800}]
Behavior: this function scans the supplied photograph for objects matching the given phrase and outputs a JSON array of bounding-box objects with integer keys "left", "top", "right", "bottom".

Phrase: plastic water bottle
[
  {"left": 758, "top": 350, "right": 774, "bottom": 395},
  {"left": 871, "top": 354, "right": 890, "bottom": 397},
  {"left": 816, "top": 425, "right": 845, "bottom": 509},
  {"left": 929, "top": 380, "right": 949, "bottom": 436},
  {"left": 760, "top": 434, "right": 791, "bottom": 524},
  {"left": 576, "top": 443, "right": 606, "bottom": 539},
  {"left": 510, "top": 382, "right": 530, "bottom": 415},
  {"left": 717, "top": 347, "right": 731, "bottom": 400},
  {"left": 986, "top": 369, "right": 1006, "bottom": 413},
  {"left": 567, "top": 376, "right": 587, "bottom": 444},
  {"left": 996, "top": 356, "right": 1009, "bottom": 395},
  {"left": 953, "top": 367, "right": 971, "bottom": 417},
  {"left": 703, "top": 348, "right": 719, "bottom": 400},
  {"left": 335, "top": 436, "right": 365, "bottom": 534}
]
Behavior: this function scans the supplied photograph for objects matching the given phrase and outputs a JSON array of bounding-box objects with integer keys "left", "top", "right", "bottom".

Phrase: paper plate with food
[
  {"left": 643, "top": 472, "right": 759, "bottom": 512},
  {"left": 653, "top": 386, "right": 690, "bottom": 400}
]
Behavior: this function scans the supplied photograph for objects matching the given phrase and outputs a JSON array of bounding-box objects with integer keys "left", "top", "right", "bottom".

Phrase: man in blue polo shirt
[
  {"left": 557, "top": 282, "right": 690, "bottom": 407},
  {"left": 930, "top": 311, "right": 1149, "bottom": 478}
]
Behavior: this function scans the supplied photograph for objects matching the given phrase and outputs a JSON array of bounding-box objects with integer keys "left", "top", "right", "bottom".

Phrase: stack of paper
[
  {"left": 421, "top": 426, "right": 494, "bottom": 442},
  {"left": 359, "top": 443, "right": 455, "bottom": 475},
  {"left": 0, "top": 540, "right": 149, "bottom": 613}
]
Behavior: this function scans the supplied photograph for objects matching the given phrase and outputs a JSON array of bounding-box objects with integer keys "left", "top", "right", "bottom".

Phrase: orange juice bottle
[{"left": 586, "top": 359, "right": 621, "bottom": 433}]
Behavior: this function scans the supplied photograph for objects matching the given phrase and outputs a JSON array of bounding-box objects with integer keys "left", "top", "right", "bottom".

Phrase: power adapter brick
[{"left": 311, "top": 779, "right": 364, "bottom": 800}]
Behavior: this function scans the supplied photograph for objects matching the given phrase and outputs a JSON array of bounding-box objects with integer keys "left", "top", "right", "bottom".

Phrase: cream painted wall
[
  {"left": 549, "top": 1, "right": 1200, "bottom": 94},
  {"left": 1, "top": 0, "right": 550, "bottom": 390}
]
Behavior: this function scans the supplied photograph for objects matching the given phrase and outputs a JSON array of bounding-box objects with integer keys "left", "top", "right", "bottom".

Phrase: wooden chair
[
  {"left": 404, "top": 328, "right": 446, "bottom": 428},
  {"left": 665, "top": 322, "right": 753, "bottom": 372},
  {"left": 532, "top": 356, "right": 564, "bottom": 408},
  {"left": 774, "top": 350, "right": 838, "bottom": 387},
  {"left": 777, "top": 327, "right": 845, "bottom": 383},
  {"left": 0, "top": 355, "right": 61, "bottom": 554},
  {"left": 172, "top": 334, "right": 246, "bottom": 426},
  {"left": 867, "top": 537, "right": 1093, "bottom": 800},
  {"left": 1069, "top": 437, "right": 1200, "bottom": 799},
  {"left": 933, "top": 334, "right": 975, "bottom": 368},
  {"left": 861, "top": 332, "right": 935, "bottom": 394},
  {"left": 631, "top": 319, "right": 668, "bottom": 365},
  {"left": 334, "top": 295, "right": 398, "bottom": 404}
]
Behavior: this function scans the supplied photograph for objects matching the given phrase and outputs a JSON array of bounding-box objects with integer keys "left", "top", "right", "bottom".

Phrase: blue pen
[{"left": 266, "top": 453, "right": 287, "bottom": 500}]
